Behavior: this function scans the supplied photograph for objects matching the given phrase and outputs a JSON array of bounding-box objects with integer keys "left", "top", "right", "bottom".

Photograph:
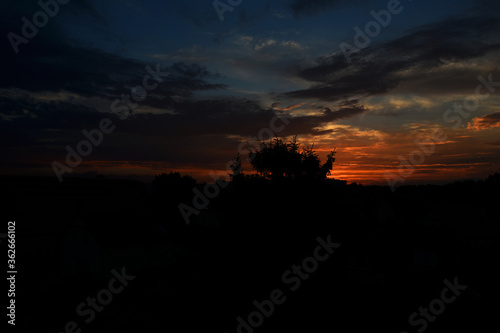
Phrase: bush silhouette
[{"left": 250, "top": 136, "right": 336, "bottom": 182}]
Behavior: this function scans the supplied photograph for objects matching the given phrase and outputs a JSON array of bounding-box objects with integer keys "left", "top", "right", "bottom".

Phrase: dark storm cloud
[
  {"left": 0, "top": 92, "right": 364, "bottom": 140},
  {"left": 393, "top": 60, "right": 500, "bottom": 95},
  {"left": 0, "top": 94, "right": 109, "bottom": 131},
  {"left": 1, "top": 1, "right": 226, "bottom": 108},
  {"left": 0, "top": 89, "right": 365, "bottom": 167},
  {"left": 0, "top": 96, "right": 272, "bottom": 169},
  {"left": 279, "top": 104, "right": 367, "bottom": 136},
  {"left": 121, "top": 99, "right": 366, "bottom": 138},
  {"left": 0, "top": 34, "right": 226, "bottom": 106},
  {"left": 284, "top": 16, "right": 500, "bottom": 101}
]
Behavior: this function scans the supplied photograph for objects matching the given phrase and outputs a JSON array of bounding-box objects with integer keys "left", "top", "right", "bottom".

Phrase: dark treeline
[{"left": 2, "top": 141, "right": 498, "bottom": 332}]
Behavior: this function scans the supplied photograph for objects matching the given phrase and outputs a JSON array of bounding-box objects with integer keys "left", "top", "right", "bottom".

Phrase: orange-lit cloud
[{"left": 467, "top": 112, "right": 500, "bottom": 131}]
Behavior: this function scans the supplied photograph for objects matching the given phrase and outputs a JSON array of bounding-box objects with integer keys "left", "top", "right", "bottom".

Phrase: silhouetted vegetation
[
  {"left": 250, "top": 136, "right": 336, "bottom": 182},
  {"left": 3, "top": 167, "right": 499, "bottom": 333}
]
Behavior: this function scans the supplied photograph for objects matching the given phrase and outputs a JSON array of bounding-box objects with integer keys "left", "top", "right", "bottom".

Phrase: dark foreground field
[{"left": 2, "top": 174, "right": 499, "bottom": 333}]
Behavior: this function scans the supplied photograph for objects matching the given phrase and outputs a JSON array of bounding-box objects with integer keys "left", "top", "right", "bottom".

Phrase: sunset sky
[{"left": 1, "top": 0, "right": 499, "bottom": 185}]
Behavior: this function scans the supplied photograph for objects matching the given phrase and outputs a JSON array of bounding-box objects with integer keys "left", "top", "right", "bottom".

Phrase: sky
[{"left": 1, "top": 0, "right": 500, "bottom": 185}]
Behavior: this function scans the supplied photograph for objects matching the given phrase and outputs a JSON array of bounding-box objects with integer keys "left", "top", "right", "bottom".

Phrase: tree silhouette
[{"left": 250, "top": 136, "right": 336, "bottom": 182}]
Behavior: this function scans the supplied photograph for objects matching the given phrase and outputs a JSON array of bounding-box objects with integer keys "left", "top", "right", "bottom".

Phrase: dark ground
[{"left": 1, "top": 174, "right": 499, "bottom": 333}]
